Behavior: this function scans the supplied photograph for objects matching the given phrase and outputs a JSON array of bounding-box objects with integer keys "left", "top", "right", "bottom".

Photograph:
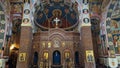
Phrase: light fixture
[{"left": 10, "top": 44, "right": 15, "bottom": 50}]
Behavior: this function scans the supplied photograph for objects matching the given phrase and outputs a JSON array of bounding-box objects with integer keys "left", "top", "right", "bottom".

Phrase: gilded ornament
[
  {"left": 24, "top": 9, "right": 30, "bottom": 15},
  {"left": 48, "top": 42, "right": 51, "bottom": 48},
  {"left": 62, "top": 42, "right": 65, "bottom": 47}
]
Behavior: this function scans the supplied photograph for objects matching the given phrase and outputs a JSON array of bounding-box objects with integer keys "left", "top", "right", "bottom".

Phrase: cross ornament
[{"left": 53, "top": 17, "right": 60, "bottom": 28}]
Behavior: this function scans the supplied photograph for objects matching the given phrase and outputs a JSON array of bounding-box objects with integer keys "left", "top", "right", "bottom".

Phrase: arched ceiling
[
  {"left": 2, "top": 0, "right": 111, "bottom": 32},
  {"left": 34, "top": 0, "right": 79, "bottom": 30}
]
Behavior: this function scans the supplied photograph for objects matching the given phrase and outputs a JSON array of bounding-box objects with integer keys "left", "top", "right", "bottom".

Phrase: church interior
[{"left": 0, "top": 0, "right": 120, "bottom": 68}]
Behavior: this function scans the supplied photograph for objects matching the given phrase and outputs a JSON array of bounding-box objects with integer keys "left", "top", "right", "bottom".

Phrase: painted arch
[{"left": 105, "top": 0, "right": 120, "bottom": 56}]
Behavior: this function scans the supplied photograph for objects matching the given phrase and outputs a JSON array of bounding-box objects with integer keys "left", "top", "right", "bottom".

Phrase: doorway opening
[{"left": 53, "top": 50, "right": 61, "bottom": 65}]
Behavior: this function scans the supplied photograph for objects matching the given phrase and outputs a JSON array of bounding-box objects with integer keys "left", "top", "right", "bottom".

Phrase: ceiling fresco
[
  {"left": 112, "top": 2, "right": 120, "bottom": 21},
  {"left": 35, "top": 0, "right": 79, "bottom": 29}
]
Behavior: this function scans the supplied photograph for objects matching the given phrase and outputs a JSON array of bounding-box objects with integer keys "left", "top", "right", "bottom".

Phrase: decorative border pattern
[
  {"left": 21, "top": 3, "right": 31, "bottom": 26},
  {"left": 0, "top": 10, "right": 5, "bottom": 49},
  {"left": 81, "top": 0, "right": 91, "bottom": 26}
]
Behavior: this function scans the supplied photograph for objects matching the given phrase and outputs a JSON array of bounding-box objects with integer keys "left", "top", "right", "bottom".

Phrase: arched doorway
[
  {"left": 75, "top": 51, "right": 79, "bottom": 64},
  {"left": 32, "top": 52, "right": 38, "bottom": 68},
  {"left": 75, "top": 51, "right": 80, "bottom": 68},
  {"left": 33, "top": 52, "right": 38, "bottom": 65},
  {"left": 53, "top": 50, "right": 61, "bottom": 65}
]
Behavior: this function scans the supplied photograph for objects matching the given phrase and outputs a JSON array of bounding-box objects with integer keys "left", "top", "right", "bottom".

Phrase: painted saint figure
[
  {"left": 43, "top": 52, "right": 48, "bottom": 60},
  {"left": 19, "top": 53, "right": 26, "bottom": 62},
  {"left": 83, "top": 9, "right": 89, "bottom": 14},
  {"left": 113, "top": 35, "right": 119, "bottom": 53},
  {"left": 87, "top": 54, "right": 93, "bottom": 62},
  {"left": 24, "top": 9, "right": 30, "bottom": 15},
  {"left": 23, "top": 18, "right": 29, "bottom": 24},
  {"left": 20, "top": 54, "right": 24, "bottom": 61},
  {"left": 83, "top": 18, "right": 89, "bottom": 23}
]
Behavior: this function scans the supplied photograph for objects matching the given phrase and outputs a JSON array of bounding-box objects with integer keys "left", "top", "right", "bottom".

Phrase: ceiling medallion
[
  {"left": 83, "top": 9, "right": 89, "bottom": 14},
  {"left": 24, "top": 9, "right": 30, "bottom": 15},
  {"left": 83, "top": 18, "right": 89, "bottom": 23},
  {"left": 23, "top": 18, "right": 29, "bottom": 24}
]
